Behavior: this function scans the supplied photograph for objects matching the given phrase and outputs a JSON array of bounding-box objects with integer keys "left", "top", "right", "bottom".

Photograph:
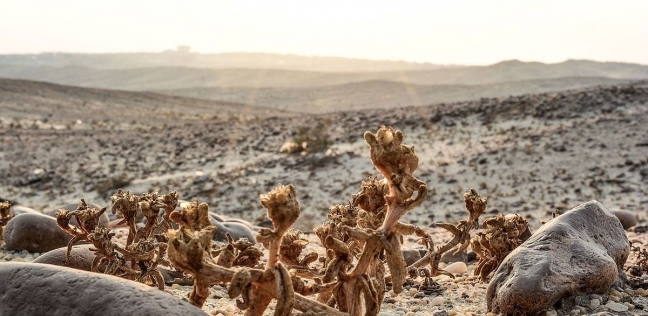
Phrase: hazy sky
[{"left": 1, "top": 0, "right": 647, "bottom": 65}]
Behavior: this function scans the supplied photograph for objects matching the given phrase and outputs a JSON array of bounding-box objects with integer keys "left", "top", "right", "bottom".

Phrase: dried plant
[
  {"left": 50, "top": 126, "right": 502, "bottom": 315},
  {"left": 167, "top": 184, "right": 345, "bottom": 315},
  {"left": 56, "top": 199, "right": 107, "bottom": 262},
  {"left": 56, "top": 191, "right": 180, "bottom": 291},
  {"left": 407, "top": 189, "right": 487, "bottom": 281},
  {"left": 163, "top": 126, "right": 492, "bottom": 315},
  {"left": 471, "top": 213, "right": 529, "bottom": 281},
  {"left": 213, "top": 233, "right": 264, "bottom": 268},
  {"left": 308, "top": 126, "right": 432, "bottom": 316},
  {"left": 0, "top": 201, "right": 12, "bottom": 243},
  {"left": 628, "top": 244, "right": 648, "bottom": 277}
]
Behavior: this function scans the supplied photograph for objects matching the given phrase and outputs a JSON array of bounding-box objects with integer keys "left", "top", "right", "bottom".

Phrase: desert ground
[{"left": 1, "top": 80, "right": 646, "bottom": 231}]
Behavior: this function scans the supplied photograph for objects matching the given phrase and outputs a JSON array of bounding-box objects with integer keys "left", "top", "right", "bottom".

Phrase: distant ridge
[
  {"left": 0, "top": 78, "right": 286, "bottom": 122},
  {"left": 0, "top": 52, "right": 459, "bottom": 73},
  {"left": 1, "top": 59, "right": 647, "bottom": 91}
]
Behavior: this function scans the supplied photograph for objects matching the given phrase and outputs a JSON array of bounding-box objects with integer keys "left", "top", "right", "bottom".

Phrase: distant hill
[
  {"left": 0, "top": 59, "right": 646, "bottom": 92},
  {"left": 0, "top": 52, "right": 458, "bottom": 72},
  {"left": 155, "top": 77, "right": 631, "bottom": 113},
  {"left": 1, "top": 53, "right": 647, "bottom": 114},
  {"left": 0, "top": 79, "right": 285, "bottom": 123}
]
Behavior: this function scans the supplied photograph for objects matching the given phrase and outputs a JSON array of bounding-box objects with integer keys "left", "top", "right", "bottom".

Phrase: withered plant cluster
[
  {"left": 628, "top": 244, "right": 648, "bottom": 278},
  {"left": 0, "top": 201, "right": 12, "bottom": 244},
  {"left": 470, "top": 214, "right": 529, "bottom": 281},
  {"left": 56, "top": 191, "right": 181, "bottom": 289},
  {"left": 165, "top": 126, "right": 491, "bottom": 316},
  {"left": 49, "top": 126, "right": 507, "bottom": 315}
]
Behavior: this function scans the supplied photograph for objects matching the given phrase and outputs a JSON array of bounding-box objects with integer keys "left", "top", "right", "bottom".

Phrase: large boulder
[
  {"left": 3, "top": 213, "right": 72, "bottom": 252},
  {"left": 0, "top": 263, "right": 207, "bottom": 316},
  {"left": 487, "top": 201, "right": 630, "bottom": 315}
]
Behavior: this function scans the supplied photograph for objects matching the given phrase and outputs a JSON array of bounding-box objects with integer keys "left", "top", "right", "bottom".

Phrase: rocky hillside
[{"left": 1, "top": 81, "right": 646, "bottom": 231}]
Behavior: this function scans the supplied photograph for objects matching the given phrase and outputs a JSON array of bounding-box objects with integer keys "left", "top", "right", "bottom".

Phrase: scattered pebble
[{"left": 605, "top": 301, "right": 628, "bottom": 312}]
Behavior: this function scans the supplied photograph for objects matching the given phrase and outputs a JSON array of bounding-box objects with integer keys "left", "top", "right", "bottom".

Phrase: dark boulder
[
  {"left": 3, "top": 213, "right": 72, "bottom": 253},
  {"left": 487, "top": 201, "right": 630, "bottom": 315}
]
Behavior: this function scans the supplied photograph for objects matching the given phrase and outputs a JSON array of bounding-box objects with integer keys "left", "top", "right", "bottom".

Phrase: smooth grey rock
[
  {"left": 0, "top": 263, "right": 207, "bottom": 316},
  {"left": 223, "top": 218, "right": 254, "bottom": 229},
  {"left": 44, "top": 202, "right": 110, "bottom": 227},
  {"left": 33, "top": 244, "right": 97, "bottom": 271},
  {"left": 487, "top": 201, "right": 630, "bottom": 315},
  {"left": 209, "top": 214, "right": 256, "bottom": 243},
  {"left": 209, "top": 212, "right": 254, "bottom": 229},
  {"left": 10, "top": 205, "right": 40, "bottom": 216},
  {"left": 611, "top": 209, "right": 638, "bottom": 230},
  {"left": 3, "top": 213, "right": 72, "bottom": 252}
]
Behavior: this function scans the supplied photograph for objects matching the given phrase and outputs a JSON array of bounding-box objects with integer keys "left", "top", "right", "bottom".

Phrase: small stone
[
  {"left": 409, "top": 288, "right": 418, "bottom": 296},
  {"left": 444, "top": 262, "right": 468, "bottom": 275},
  {"left": 605, "top": 301, "right": 628, "bottom": 312},
  {"left": 402, "top": 249, "right": 422, "bottom": 266},
  {"left": 440, "top": 250, "right": 468, "bottom": 263},
  {"left": 611, "top": 209, "right": 638, "bottom": 230},
  {"left": 546, "top": 311, "right": 557, "bottom": 316},
  {"left": 590, "top": 298, "right": 601, "bottom": 309},
  {"left": 431, "top": 296, "right": 445, "bottom": 306},
  {"left": 171, "top": 284, "right": 180, "bottom": 289},
  {"left": 574, "top": 295, "right": 589, "bottom": 307}
]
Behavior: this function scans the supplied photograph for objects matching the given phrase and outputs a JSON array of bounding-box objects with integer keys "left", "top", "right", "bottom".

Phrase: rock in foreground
[
  {"left": 0, "top": 263, "right": 207, "bottom": 316},
  {"left": 3, "top": 213, "right": 72, "bottom": 252},
  {"left": 487, "top": 201, "right": 630, "bottom": 315}
]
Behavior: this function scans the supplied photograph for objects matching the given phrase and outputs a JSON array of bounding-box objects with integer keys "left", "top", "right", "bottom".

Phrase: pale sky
[{"left": 1, "top": 0, "right": 647, "bottom": 65}]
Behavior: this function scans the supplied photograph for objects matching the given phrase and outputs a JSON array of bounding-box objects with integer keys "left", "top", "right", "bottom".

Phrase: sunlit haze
[{"left": 1, "top": 0, "right": 647, "bottom": 65}]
